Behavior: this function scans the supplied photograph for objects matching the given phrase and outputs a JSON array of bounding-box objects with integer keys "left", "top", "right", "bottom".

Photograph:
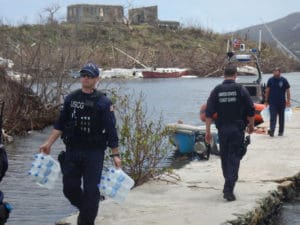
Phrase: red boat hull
[{"left": 142, "top": 71, "right": 182, "bottom": 78}]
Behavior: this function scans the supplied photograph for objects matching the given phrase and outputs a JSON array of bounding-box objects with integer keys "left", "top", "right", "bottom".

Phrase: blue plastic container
[{"left": 171, "top": 132, "right": 195, "bottom": 153}]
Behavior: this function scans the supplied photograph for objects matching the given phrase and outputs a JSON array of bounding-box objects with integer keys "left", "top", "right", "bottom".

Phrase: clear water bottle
[
  {"left": 98, "top": 166, "right": 134, "bottom": 203},
  {"left": 285, "top": 107, "right": 292, "bottom": 122},
  {"left": 28, "top": 153, "right": 60, "bottom": 189},
  {"left": 108, "top": 167, "right": 134, "bottom": 189},
  {"left": 261, "top": 106, "right": 270, "bottom": 122}
]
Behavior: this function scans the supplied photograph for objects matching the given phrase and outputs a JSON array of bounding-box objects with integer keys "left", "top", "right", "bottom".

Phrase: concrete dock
[{"left": 57, "top": 109, "right": 300, "bottom": 225}]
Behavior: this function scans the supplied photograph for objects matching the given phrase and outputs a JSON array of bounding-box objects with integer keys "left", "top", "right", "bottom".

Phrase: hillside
[
  {"left": 0, "top": 22, "right": 299, "bottom": 78},
  {"left": 234, "top": 12, "right": 300, "bottom": 59}
]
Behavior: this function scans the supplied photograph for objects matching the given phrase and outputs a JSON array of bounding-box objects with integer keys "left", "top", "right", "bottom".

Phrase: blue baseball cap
[{"left": 80, "top": 63, "right": 100, "bottom": 77}]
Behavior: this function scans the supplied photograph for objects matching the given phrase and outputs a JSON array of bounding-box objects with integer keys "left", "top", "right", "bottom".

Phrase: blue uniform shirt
[
  {"left": 205, "top": 80, "right": 255, "bottom": 122},
  {"left": 54, "top": 90, "right": 119, "bottom": 149},
  {"left": 267, "top": 76, "right": 290, "bottom": 107}
]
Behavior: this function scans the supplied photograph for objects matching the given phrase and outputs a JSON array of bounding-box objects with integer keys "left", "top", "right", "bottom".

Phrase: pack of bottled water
[
  {"left": 28, "top": 153, "right": 60, "bottom": 189},
  {"left": 98, "top": 166, "right": 134, "bottom": 203}
]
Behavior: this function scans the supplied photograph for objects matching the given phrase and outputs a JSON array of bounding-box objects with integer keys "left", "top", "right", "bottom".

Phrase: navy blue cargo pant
[
  {"left": 218, "top": 124, "right": 244, "bottom": 194},
  {"left": 269, "top": 104, "right": 285, "bottom": 134},
  {"left": 62, "top": 148, "right": 104, "bottom": 225}
]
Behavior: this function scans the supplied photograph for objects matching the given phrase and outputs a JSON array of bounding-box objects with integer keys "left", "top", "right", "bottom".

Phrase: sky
[{"left": 0, "top": 0, "right": 300, "bottom": 33}]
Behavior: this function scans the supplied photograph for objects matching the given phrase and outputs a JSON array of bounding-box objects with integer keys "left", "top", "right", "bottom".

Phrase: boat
[
  {"left": 226, "top": 34, "right": 265, "bottom": 104},
  {"left": 237, "top": 65, "right": 259, "bottom": 76},
  {"left": 166, "top": 123, "right": 219, "bottom": 158},
  {"left": 142, "top": 68, "right": 190, "bottom": 78},
  {"left": 166, "top": 33, "right": 266, "bottom": 156},
  {"left": 111, "top": 46, "right": 191, "bottom": 79},
  {"left": 142, "top": 70, "right": 181, "bottom": 78},
  {"left": 199, "top": 103, "right": 266, "bottom": 126},
  {"left": 198, "top": 35, "right": 267, "bottom": 124}
]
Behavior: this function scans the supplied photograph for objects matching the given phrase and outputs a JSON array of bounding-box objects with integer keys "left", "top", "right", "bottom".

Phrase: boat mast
[{"left": 112, "top": 46, "right": 149, "bottom": 69}]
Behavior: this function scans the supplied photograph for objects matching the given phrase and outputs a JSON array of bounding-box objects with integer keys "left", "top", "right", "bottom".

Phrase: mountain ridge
[{"left": 234, "top": 12, "right": 300, "bottom": 59}]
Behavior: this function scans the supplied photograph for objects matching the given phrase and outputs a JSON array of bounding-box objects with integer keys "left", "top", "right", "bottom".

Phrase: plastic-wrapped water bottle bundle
[
  {"left": 98, "top": 166, "right": 134, "bottom": 203},
  {"left": 28, "top": 153, "right": 61, "bottom": 189},
  {"left": 261, "top": 106, "right": 293, "bottom": 122}
]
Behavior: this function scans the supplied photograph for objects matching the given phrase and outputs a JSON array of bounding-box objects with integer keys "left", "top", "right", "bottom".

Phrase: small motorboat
[{"left": 166, "top": 123, "right": 219, "bottom": 158}]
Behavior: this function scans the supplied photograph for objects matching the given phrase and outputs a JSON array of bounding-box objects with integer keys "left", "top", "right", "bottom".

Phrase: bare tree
[{"left": 44, "top": 3, "right": 61, "bottom": 25}]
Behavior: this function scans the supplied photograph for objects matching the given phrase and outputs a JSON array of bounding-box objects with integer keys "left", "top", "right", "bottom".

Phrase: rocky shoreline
[{"left": 227, "top": 173, "right": 300, "bottom": 225}]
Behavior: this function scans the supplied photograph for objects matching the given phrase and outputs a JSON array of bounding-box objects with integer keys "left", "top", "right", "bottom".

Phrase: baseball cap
[{"left": 80, "top": 63, "right": 100, "bottom": 77}]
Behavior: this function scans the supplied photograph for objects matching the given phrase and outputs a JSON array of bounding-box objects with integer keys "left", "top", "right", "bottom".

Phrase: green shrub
[{"left": 113, "top": 91, "right": 170, "bottom": 186}]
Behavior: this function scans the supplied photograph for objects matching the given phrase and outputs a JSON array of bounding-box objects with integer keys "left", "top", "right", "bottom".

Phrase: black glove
[
  {"left": 0, "top": 147, "right": 8, "bottom": 183},
  {"left": 0, "top": 191, "right": 11, "bottom": 225},
  {"left": 240, "top": 135, "right": 250, "bottom": 159},
  {"left": 57, "top": 151, "right": 66, "bottom": 174}
]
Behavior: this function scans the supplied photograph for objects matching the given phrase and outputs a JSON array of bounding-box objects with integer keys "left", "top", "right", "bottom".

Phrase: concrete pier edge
[{"left": 227, "top": 172, "right": 300, "bottom": 225}]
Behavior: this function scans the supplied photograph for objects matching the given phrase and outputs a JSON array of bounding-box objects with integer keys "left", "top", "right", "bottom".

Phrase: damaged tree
[{"left": 0, "top": 67, "right": 58, "bottom": 137}]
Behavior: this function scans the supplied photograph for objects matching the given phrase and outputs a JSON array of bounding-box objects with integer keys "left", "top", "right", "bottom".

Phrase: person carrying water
[
  {"left": 264, "top": 67, "right": 291, "bottom": 137},
  {"left": 0, "top": 102, "right": 10, "bottom": 225},
  {"left": 39, "top": 63, "right": 121, "bottom": 225},
  {"left": 205, "top": 63, "right": 254, "bottom": 201}
]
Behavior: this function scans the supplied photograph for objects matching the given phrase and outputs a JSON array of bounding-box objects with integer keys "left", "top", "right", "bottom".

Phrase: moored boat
[
  {"left": 166, "top": 123, "right": 219, "bottom": 156},
  {"left": 142, "top": 68, "right": 190, "bottom": 78},
  {"left": 237, "top": 65, "right": 259, "bottom": 76},
  {"left": 142, "top": 70, "right": 181, "bottom": 78}
]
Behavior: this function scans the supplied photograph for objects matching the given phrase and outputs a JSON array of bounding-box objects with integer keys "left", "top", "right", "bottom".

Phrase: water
[
  {"left": 272, "top": 197, "right": 300, "bottom": 225},
  {"left": 1, "top": 72, "right": 300, "bottom": 225}
]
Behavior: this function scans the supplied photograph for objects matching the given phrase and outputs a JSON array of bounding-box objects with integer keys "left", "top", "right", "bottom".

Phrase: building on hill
[
  {"left": 67, "top": 4, "right": 124, "bottom": 23},
  {"left": 128, "top": 6, "right": 158, "bottom": 25},
  {"left": 66, "top": 4, "right": 180, "bottom": 29},
  {"left": 157, "top": 20, "right": 180, "bottom": 30},
  {"left": 128, "top": 5, "right": 180, "bottom": 29}
]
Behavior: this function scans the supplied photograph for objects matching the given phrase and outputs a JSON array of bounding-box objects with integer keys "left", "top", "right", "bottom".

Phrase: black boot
[{"left": 223, "top": 192, "right": 236, "bottom": 201}]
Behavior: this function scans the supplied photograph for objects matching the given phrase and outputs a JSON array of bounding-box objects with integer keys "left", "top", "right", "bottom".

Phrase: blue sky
[{"left": 0, "top": 0, "right": 300, "bottom": 33}]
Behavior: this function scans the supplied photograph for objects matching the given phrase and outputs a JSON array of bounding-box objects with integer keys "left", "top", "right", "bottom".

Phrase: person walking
[
  {"left": 205, "top": 64, "right": 255, "bottom": 201},
  {"left": 264, "top": 67, "right": 291, "bottom": 137},
  {"left": 0, "top": 102, "right": 10, "bottom": 225},
  {"left": 39, "top": 63, "right": 121, "bottom": 225}
]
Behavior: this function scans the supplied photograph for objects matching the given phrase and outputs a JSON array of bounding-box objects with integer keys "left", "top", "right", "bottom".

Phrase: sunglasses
[{"left": 80, "top": 73, "right": 95, "bottom": 78}]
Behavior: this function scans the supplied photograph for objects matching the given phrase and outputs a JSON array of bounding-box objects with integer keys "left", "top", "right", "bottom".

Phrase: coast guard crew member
[
  {"left": 39, "top": 63, "right": 121, "bottom": 225},
  {"left": 264, "top": 67, "right": 291, "bottom": 137},
  {"left": 205, "top": 64, "right": 254, "bottom": 201},
  {"left": 0, "top": 102, "right": 10, "bottom": 225}
]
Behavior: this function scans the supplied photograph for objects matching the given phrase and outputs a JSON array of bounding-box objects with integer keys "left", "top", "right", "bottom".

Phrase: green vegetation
[
  {"left": 1, "top": 22, "right": 299, "bottom": 77},
  {"left": 0, "top": 22, "right": 298, "bottom": 184},
  {"left": 111, "top": 91, "right": 170, "bottom": 186}
]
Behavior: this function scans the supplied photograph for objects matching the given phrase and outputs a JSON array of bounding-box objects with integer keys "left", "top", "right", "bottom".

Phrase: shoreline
[{"left": 57, "top": 109, "right": 300, "bottom": 225}]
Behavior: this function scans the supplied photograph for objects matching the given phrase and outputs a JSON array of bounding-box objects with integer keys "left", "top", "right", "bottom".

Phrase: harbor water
[{"left": 1, "top": 72, "right": 300, "bottom": 225}]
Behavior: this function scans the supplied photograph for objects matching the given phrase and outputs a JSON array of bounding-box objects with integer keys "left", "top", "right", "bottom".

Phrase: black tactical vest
[
  {"left": 62, "top": 89, "right": 107, "bottom": 149},
  {"left": 214, "top": 83, "right": 245, "bottom": 128}
]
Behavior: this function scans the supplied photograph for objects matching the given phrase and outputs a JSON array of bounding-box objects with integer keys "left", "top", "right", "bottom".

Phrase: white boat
[
  {"left": 101, "top": 68, "right": 135, "bottom": 79},
  {"left": 237, "top": 65, "right": 259, "bottom": 76},
  {"left": 101, "top": 68, "right": 147, "bottom": 79}
]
